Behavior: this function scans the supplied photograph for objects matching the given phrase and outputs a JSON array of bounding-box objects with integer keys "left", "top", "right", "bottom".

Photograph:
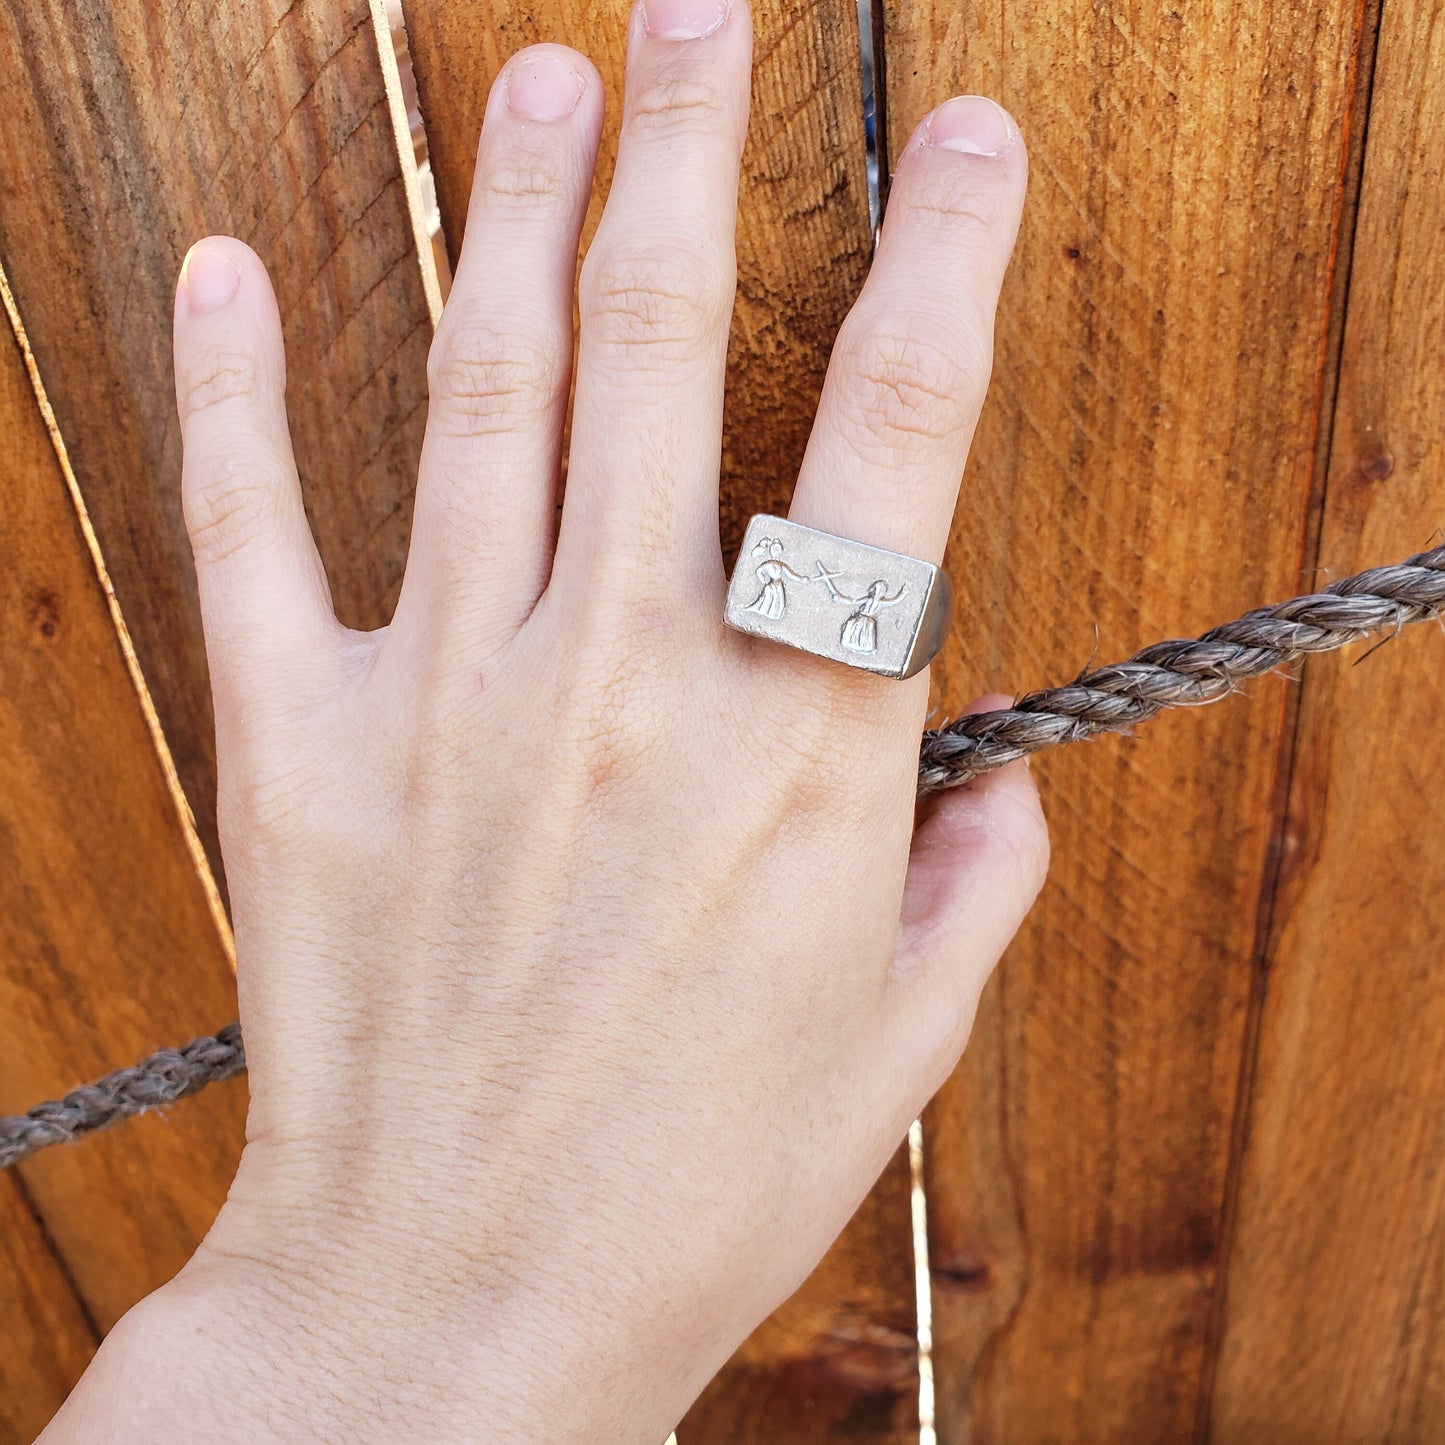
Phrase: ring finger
[
  {"left": 792, "top": 97, "right": 1026, "bottom": 561},
  {"left": 781, "top": 96, "right": 1028, "bottom": 720}
]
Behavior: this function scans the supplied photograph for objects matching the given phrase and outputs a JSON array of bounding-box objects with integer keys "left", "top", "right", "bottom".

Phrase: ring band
[{"left": 723, "top": 514, "right": 954, "bottom": 679}]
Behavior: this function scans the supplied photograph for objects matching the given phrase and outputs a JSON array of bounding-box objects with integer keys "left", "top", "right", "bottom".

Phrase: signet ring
[{"left": 723, "top": 515, "right": 954, "bottom": 680}]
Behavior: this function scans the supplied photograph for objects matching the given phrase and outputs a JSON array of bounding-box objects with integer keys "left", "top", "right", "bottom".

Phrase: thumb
[{"left": 879, "top": 692, "right": 1050, "bottom": 1104}]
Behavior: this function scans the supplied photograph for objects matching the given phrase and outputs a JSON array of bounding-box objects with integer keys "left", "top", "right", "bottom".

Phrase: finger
[
  {"left": 789, "top": 97, "right": 1027, "bottom": 564},
  {"left": 876, "top": 695, "right": 1049, "bottom": 1106},
  {"left": 550, "top": 0, "right": 752, "bottom": 606},
  {"left": 397, "top": 46, "right": 604, "bottom": 652},
  {"left": 173, "top": 237, "right": 339, "bottom": 716}
]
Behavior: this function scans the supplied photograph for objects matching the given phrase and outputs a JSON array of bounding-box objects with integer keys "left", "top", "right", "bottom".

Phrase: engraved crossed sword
[{"left": 743, "top": 538, "right": 908, "bottom": 655}]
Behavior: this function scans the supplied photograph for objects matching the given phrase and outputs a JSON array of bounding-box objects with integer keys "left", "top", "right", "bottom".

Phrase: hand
[{"left": 48, "top": 1, "right": 1045, "bottom": 1437}]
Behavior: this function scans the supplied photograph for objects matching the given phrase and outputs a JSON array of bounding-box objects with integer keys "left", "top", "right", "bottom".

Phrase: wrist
[
  {"left": 46, "top": 1248, "right": 550, "bottom": 1442},
  {"left": 39, "top": 1260, "right": 272, "bottom": 1442},
  {"left": 47, "top": 1142, "right": 710, "bottom": 1443}
]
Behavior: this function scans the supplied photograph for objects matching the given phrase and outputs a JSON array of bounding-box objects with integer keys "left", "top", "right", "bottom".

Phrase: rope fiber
[
  {"left": 1, "top": 1026, "right": 244, "bottom": 1169},
  {"left": 3, "top": 542, "right": 1442, "bottom": 1170}
]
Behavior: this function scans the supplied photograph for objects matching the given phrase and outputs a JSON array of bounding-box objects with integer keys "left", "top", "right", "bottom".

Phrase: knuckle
[
  {"left": 899, "top": 168, "right": 1014, "bottom": 235},
  {"left": 978, "top": 774, "right": 1051, "bottom": 898},
  {"left": 921, "top": 998, "right": 983, "bottom": 1100},
  {"left": 570, "top": 695, "right": 656, "bottom": 798},
  {"left": 579, "top": 239, "right": 734, "bottom": 359},
  {"left": 222, "top": 715, "right": 403, "bottom": 881},
  {"left": 834, "top": 313, "right": 990, "bottom": 456},
  {"left": 549, "top": 700, "right": 656, "bottom": 803},
  {"left": 220, "top": 753, "right": 370, "bottom": 881},
  {"left": 394, "top": 716, "right": 474, "bottom": 833},
  {"left": 1012, "top": 792, "right": 1052, "bottom": 895},
  {"left": 223, "top": 760, "right": 311, "bottom": 849},
  {"left": 178, "top": 347, "right": 263, "bottom": 419},
  {"left": 184, "top": 453, "right": 279, "bottom": 564},
  {"left": 733, "top": 672, "right": 872, "bottom": 815},
  {"left": 550, "top": 607, "right": 678, "bottom": 799},
  {"left": 426, "top": 313, "right": 563, "bottom": 438},
  {"left": 768, "top": 725, "right": 858, "bottom": 820},
  {"left": 628, "top": 72, "right": 729, "bottom": 140},
  {"left": 474, "top": 152, "right": 571, "bottom": 211}
]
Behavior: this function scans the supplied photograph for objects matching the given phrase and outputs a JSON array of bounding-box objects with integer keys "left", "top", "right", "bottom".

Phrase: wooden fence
[{"left": 2, "top": 0, "right": 1443, "bottom": 1438}]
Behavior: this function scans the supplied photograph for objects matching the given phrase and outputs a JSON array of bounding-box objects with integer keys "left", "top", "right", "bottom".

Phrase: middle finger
[{"left": 551, "top": 0, "right": 753, "bottom": 606}]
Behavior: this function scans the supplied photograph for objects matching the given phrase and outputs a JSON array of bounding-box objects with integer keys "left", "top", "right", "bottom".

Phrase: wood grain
[
  {"left": 881, "top": 0, "right": 1372, "bottom": 1436},
  {"left": 6, "top": 0, "right": 1439, "bottom": 1436},
  {"left": 404, "top": 0, "right": 876, "bottom": 554},
  {"left": 405, "top": 3, "right": 920, "bottom": 1436},
  {"left": 0, "top": 1173, "right": 96, "bottom": 1444},
  {"left": 1204, "top": 0, "right": 1445, "bottom": 1435},
  {"left": 0, "top": 279, "right": 246, "bottom": 1339},
  {"left": 0, "top": 0, "right": 436, "bottom": 887}
]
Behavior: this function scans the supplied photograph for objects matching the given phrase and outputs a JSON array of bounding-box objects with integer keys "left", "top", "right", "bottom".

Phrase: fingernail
[
  {"left": 182, "top": 242, "right": 242, "bottom": 313},
  {"left": 642, "top": 0, "right": 728, "bottom": 41},
  {"left": 925, "top": 95, "right": 1015, "bottom": 156},
  {"left": 505, "top": 51, "right": 585, "bottom": 120}
]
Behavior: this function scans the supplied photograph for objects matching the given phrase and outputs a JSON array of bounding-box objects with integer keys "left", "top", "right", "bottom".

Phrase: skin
[{"left": 44, "top": 2, "right": 1047, "bottom": 1439}]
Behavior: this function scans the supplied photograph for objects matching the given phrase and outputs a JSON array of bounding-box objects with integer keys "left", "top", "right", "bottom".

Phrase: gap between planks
[
  {"left": 1, "top": 0, "right": 453, "bottom": 988},
  {"left": 0, "top": 261, "right": 235, "bottom": 974},
  {"left": 370, "top": 0, "right": 445, "bottom": 326},
  {"left": 909, "top": 1117, "right": 937, "bottom": 1445},
  {"left": 1190, "top": 0, "right": 1388, "bottom": 1435}
]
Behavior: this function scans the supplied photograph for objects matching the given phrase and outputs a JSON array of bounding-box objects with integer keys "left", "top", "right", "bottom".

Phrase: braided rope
[
  {"left": 918, "top": 542, "right": 1445, "bottom": 792},
  {"left": 0, "top": 1026, "right": 245, "bottom": 1170},
  {"left": 2, "top": 542, "right": 1442, "bottom": 1170}
]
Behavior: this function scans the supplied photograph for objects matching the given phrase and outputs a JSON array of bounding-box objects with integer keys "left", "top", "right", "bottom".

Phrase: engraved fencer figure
[
  {"left": 742, "top": 536, "right": 813, "bottom": 620},
  {"left": 816, "top": 566, "right": 909, "bottom": 654}
]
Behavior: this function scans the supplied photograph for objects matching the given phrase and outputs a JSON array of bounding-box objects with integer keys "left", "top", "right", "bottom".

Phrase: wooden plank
[
  {"left": 1204, "top": 0, "right": 1445, "bottom": 1435},
  {"left": 0, "top": 0, "right": 438, "bottom": 886},
  {"left": 0, "top": 276, "right": 247, "bottom": 1332},
  {"left": 404, "top": 2, "right": 919, "bottom": 1436},
  {"left": 405, "top": 0, "right": 876, "bottom": 555},
  {"left": 881, "top": 0, "right": 1373, "bottom": 1436},
  {"left": 0, "top": 1173, "right": 96, "bottom": 1444}
]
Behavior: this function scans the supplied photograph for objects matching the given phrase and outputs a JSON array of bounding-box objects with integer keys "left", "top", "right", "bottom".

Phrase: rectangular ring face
[{"left": 724, "top": 515, "right": 946, "bottom": 679}]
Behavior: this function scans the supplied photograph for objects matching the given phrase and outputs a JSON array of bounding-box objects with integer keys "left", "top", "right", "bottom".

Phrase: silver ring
[{"left": 723, "top": 514, "right": 954, "bottom": 680}]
